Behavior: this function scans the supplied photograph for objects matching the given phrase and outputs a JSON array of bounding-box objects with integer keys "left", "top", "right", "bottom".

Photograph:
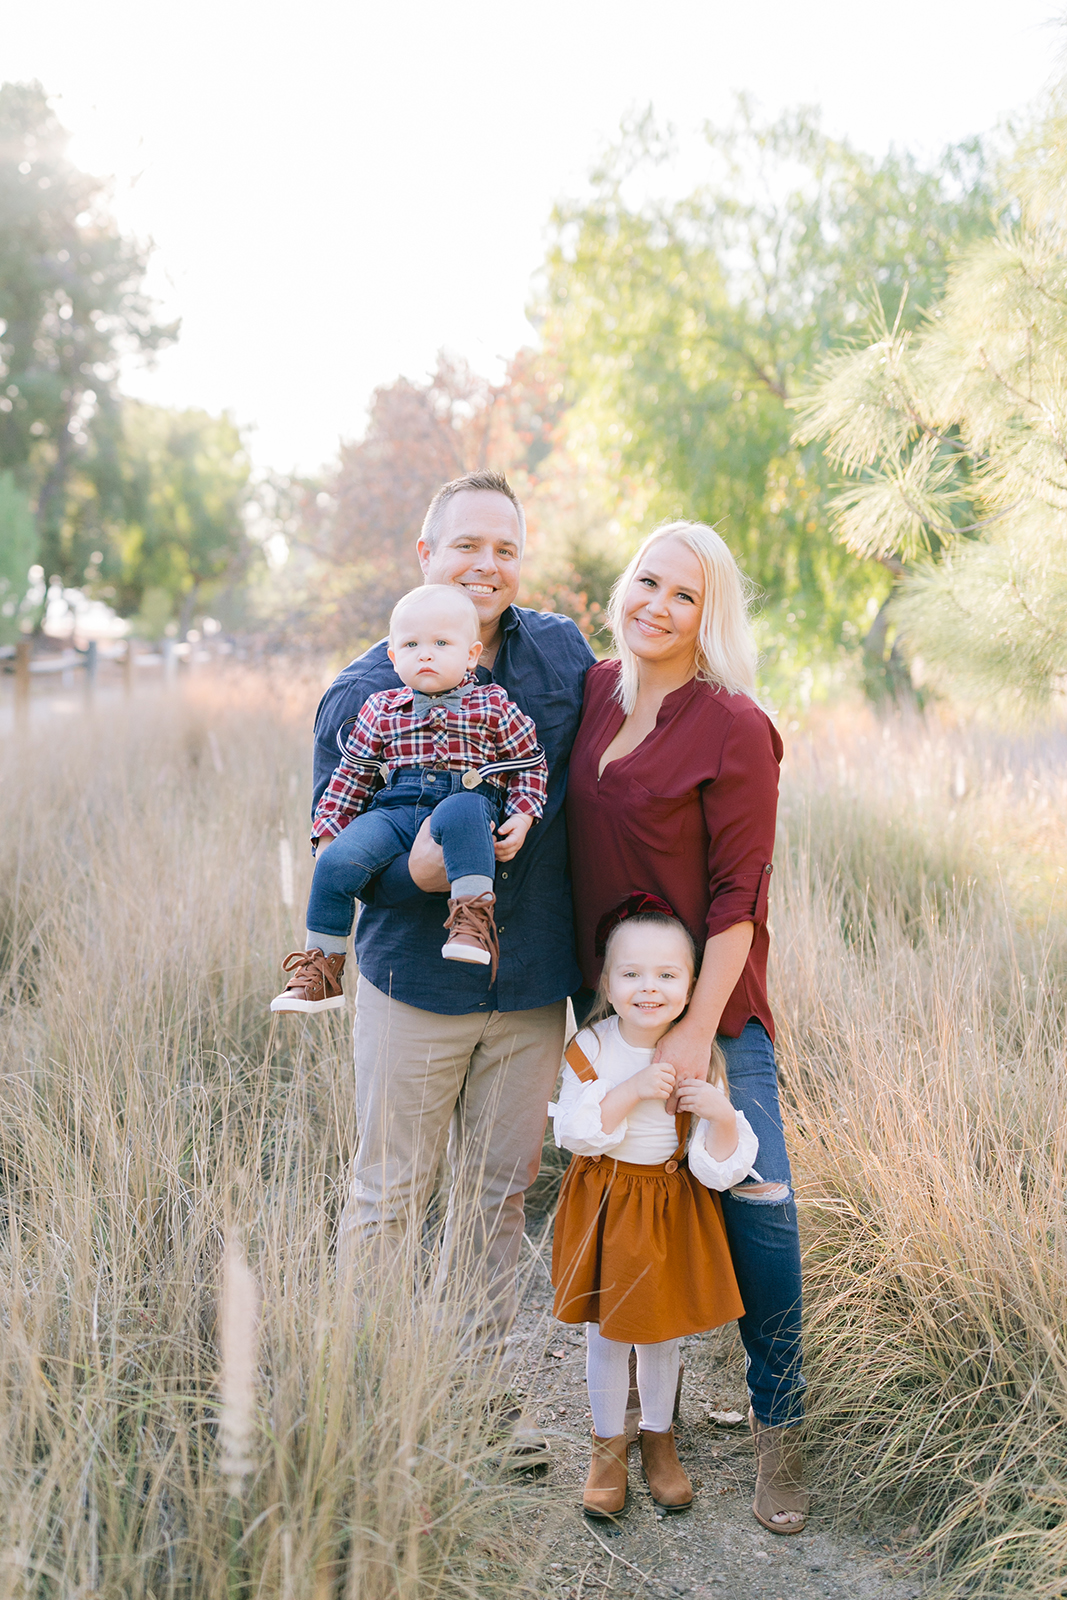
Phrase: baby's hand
[
  {"left": 494, "top": 812, "right": 533, "bottom": 861},
  {"left": 633, "top": 1060, "right": 677, "bottom": 1103},
  {"left": 674, "top": 1078, "right": 734, "bottom": 1125}
]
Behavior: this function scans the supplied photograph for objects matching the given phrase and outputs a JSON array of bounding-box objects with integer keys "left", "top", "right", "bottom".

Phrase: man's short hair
[{"left": 420, "top": 470, "right": 526, "bottom": 552}]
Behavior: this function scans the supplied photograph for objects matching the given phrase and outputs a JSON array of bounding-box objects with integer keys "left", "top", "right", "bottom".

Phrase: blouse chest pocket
[{"left": 620, "top": 778, "right": 702, "bottom": 853}]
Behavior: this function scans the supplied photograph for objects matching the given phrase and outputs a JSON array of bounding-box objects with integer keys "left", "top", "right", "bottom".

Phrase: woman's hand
[
  {"left": 654, "top": 922, "right": 754, "bottom": 1111},
  {"left": 407, "top": 818, "right": 450, "bottom": 893},
  {"left": 654, "top": 1019, "right": 715, "bottom": 1113}
]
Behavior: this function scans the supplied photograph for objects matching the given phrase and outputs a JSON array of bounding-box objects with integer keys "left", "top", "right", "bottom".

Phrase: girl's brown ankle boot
[
  {"left": 639, "top": 1426, "right": 693, "bottom": 1513},
  {"left": 582, "top": 1430, "right": 629, "bottom": 1518}
]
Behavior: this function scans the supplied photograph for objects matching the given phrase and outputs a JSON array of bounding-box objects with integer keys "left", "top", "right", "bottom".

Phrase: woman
[{"left": 566, "top": 520, "right": 808, "bottom": 1534}]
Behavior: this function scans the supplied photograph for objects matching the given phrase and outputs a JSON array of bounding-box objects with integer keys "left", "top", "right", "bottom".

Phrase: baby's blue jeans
[{"left": 307, "top": 768, "right": 502, "bottom": 939}]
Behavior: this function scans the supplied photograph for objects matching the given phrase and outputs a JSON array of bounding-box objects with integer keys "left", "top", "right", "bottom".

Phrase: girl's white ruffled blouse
[{"left": 549, "top": 1017, "right": 759, "bottom": 1191}]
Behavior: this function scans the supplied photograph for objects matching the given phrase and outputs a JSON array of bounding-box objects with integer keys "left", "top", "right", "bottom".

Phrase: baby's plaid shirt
[{"left": 312, "top": 674, "right": 546, "bottom": 840}]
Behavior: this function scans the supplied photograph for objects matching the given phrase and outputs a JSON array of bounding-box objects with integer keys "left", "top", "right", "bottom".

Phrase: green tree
[
  {"left": 75, "top": 402, "right": 254, "bottom": 636},
  {"left": 0, "top": 81, "right": 177, "bottom": 585},
  {"left": 539, "top": 106, "right": 996, "bottom": 696},
  {"left": 0, "top": 469, "right": 38, "bottom": 644},
  {"left": 793, "top": 84, "right": 1067, "bottom": 707}
]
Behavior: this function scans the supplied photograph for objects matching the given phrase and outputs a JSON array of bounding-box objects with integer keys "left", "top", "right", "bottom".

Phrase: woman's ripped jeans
[{"left": 717, "top": 1019, "right": 804, "bottom": 1428}]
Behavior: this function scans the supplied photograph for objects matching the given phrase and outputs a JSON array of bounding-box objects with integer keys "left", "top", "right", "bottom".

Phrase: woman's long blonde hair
[{"left": 606, "top": 520, "right": 758, "bottom": 714}]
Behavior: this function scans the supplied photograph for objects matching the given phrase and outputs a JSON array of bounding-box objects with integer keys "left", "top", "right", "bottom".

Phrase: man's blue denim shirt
[{"left": 312, "top": 605, "right": 596, "bottom": 1016}]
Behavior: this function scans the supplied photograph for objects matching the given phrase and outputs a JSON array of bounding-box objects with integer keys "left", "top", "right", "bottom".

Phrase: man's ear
[{"left": 416, "top": 539, "right": 432, "bottom": 577}]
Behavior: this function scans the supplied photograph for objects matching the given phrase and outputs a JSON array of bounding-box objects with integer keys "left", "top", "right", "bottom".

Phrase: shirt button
[
  {"left": 664, "top": 1160, "right": 678, "bottom": 1173},
  {"left": 500, "top": 871, "right": 509, "bottom": 880},
  {"left": 498, "top": 925, "right": 505, "bottom": 933}
]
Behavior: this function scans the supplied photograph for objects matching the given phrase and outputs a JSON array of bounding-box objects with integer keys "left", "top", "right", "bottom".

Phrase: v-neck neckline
[{"left": 597, "top": 675, "right": 696, "bottom": 785}]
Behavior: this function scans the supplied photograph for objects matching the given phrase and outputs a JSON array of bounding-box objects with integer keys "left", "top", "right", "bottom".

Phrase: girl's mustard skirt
[{"left": 551, "top": 1154, "right": 744, "bottom": 1344}]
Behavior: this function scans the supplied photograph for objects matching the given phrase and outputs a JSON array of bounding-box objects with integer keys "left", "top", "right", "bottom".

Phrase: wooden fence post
[
  {"left": 14, "top": 638, "right": 31, "bottom": 728},
  {"left": 83, "top": 640, "right": 98, "bottom": 704}
]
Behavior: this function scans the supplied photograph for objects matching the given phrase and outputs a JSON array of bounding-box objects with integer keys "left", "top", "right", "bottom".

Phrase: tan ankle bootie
[
  {"left": 582, "top": 1430, "right": 628, "bottom": 1518},
  {"left": 639, "top": 1427, "right": 693, "bottom": 1513},
  {"left": 749, "top": 1408, "right": 810, "bottom": 1533}
]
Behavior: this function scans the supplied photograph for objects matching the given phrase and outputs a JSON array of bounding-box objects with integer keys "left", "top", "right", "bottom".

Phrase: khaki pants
[{"left": 337, "top": 975, "right": 567, "bottom": 1356}]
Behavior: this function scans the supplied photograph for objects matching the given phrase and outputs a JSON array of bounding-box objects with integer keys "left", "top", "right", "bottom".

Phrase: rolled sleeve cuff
[
  {"left": 688, "top": 1109, "right": 759, "bottom": 1191},
  {"left": 505, "top": 796, "right": 543, "bottom": 819},
  {"left": 705, "top": 864, "right": 773, "bottom": 940},
  {"left": 550, "top": 1078, "right": 628, "bottom": 1155}
]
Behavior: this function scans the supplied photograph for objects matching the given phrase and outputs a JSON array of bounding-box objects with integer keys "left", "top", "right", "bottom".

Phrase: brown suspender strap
[
  {"left": 564, "top": 1038, "right": 598, "bottom": 1084},
  {"left": 565, "top": 1038, "right": 692, "bottom": 1167},
  {"left": 669, "top": 1111, "right": 691, "bottom": 1165}
]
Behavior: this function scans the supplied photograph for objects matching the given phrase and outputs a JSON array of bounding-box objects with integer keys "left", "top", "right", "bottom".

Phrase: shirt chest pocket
[
  {"left": 512, "top": 688, "right": 580, "bottom": 756},
  {"left": 619, "top": 778, "right": 702, "bottom": 854}
]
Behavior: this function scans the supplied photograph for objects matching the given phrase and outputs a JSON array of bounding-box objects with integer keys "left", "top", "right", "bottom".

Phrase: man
[{"left": 313, "top": 470, "right": 595, "bottom": 1451}]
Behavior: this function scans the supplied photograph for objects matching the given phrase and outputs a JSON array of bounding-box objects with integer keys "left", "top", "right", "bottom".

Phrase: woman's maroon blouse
[{"left": 566, "top": 659, "right": 783, "bottom": 1040}]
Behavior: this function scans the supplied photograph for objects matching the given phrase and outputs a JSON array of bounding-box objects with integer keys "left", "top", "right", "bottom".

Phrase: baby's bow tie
[{"left": 411, "top": 685, "right": 470, "bottom": 715}]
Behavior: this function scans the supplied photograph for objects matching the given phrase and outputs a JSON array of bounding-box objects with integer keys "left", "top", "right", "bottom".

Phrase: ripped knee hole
[{"left": 729, "top": 1180, "right": 791, "bottom": 1204}]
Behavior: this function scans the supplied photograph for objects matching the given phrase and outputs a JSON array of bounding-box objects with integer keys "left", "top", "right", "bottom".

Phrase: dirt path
[{"left": 510, "top": 1226, "right": 927, "bottom": 1600}]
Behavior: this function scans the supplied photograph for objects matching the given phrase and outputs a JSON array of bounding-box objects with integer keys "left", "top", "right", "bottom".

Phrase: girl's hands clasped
[
  {"left": 673, "top": 1074, "right": 739, "bottom": 1162},
  {"left": 673, "top": 1077, "right": 732, "bottom": 1121},
  {"left": 633, "top": 1059, "right": 677, "bottom": 1102},
  {"left": 599, "top": 1057, "right": 677, "bottom": 1135}
]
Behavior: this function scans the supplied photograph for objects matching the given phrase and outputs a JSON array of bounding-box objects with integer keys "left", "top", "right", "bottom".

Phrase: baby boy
[{"left": 271, "top": 584, "right": 547, "bottom": 1013}]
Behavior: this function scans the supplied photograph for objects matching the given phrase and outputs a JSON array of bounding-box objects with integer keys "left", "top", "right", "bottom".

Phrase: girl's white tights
[{"left": 585, "top": 1322, "right": 681, "bottom": 1437}]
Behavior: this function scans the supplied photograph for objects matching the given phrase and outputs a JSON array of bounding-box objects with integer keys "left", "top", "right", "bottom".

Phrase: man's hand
[
  {"left": 494, "top": 812, "right": 533, "bottom": 862},
  {"left": 655, "top": 1020, "right": 714, "bottom": 1114},
  {"left": 408, "top": 817, "right": 450, "bottom": 893}
]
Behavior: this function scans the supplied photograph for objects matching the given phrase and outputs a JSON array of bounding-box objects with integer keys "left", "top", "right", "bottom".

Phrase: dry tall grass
[
  {"left": 774, "top": 712, "right": 1067, "bottom": 1597},
  {"left": 5, "top": 677, "right": 1067, "bottom": 1597},
  {"left": 0, "top": 674, "right": 540, "bottom": 1599}
]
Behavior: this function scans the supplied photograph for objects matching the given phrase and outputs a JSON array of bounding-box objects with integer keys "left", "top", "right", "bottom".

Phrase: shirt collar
[{"left": 396, "top": 668, "right": 479, "bottom": 708}]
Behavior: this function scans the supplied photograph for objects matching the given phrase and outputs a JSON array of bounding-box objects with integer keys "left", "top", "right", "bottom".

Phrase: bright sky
[{"left": 3, "top": 0, "right": 1059, "bottom": 476}]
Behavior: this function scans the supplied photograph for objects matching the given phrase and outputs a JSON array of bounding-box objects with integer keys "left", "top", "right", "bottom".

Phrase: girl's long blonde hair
[{"left": 606, "top": 520, "right": 758, "bottom": 714}]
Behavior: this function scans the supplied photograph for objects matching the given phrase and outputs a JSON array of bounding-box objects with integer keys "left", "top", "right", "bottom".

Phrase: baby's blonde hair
[
  {"left": 389, "top": 582, "right": 480, "bottom": 641},
  {"left": 588, "top": 912, "right": 730, "bottom": 1096}
]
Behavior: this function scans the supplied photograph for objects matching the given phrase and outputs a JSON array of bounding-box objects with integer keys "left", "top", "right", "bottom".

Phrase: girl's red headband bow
[{"left": 594, "top": 891, "right": 680, "bottom": 958}]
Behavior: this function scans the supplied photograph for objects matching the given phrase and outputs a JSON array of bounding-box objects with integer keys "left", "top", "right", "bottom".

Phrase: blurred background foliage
[
  {"left": 1, "top": 69, "right": 1064, "bottom": 713},
  {"left": 0, "top": 81, "right": 256, "bottom": 641},
  {"left": 795, "top": 79, "right": 1067, "bottom": 710}
]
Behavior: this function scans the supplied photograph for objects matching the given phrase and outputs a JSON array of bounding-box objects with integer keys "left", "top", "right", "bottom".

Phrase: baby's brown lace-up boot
[
  {"left": 441, "top": 892, "right": 499, "bottom": 978},
  {"left": 269, "top": 949, "right": 346, "bottom": 1013}
]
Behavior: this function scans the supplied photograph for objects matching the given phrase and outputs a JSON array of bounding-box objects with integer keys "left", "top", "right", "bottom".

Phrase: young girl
[{"left": 550, "top": 905, "right": 758, "bottom": 1519}]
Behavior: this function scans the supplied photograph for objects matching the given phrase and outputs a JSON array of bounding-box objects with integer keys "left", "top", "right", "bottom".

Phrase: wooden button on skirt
[{"left": 550, "top": 1155, "right": 744, "bottom": 1343}]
